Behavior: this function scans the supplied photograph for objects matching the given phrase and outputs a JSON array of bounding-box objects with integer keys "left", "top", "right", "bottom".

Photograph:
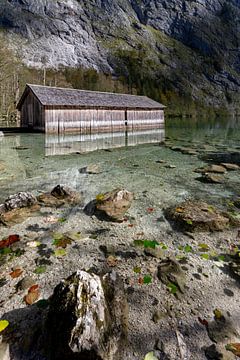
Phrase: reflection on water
[
  {"left": 45, "top": 128, "right": 165, "bottom": 156},
  {"left": 0, "top": 116, "right": 240, "bottom": 207}
]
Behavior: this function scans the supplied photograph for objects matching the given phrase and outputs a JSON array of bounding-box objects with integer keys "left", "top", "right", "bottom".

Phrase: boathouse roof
[{"left": 17, "top": 84, "right": 165, "bottom": 110}]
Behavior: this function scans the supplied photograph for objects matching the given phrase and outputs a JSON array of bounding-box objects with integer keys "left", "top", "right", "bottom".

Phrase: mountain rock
[{"left": 0, "top": 0, "right": 240, "bottom": 107}]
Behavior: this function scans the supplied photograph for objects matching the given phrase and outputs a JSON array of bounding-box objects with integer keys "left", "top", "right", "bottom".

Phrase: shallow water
[{"left": 0, "top": 116, "right": 240, "bottom": 211}]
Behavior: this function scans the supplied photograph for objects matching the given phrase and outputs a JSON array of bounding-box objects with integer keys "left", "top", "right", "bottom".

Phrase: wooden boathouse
[{"left": 17, "top": 84, "right": 165, "bottom": 134}]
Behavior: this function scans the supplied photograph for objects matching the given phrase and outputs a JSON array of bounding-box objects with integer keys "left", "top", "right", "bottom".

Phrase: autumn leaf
[
  {"left": 184, "top": 244, "right": 193, "bottom": 253},
  {"left": 0, "top": 320, "right": 9, "bottom": 333},
  {"left": 225, "top": 343, "right": 240, "bottom": 356},
  {"left": 201, "top": 254, "right": 210, "bottom": 260},
  {"left": 138, "top": 277, "right": 144, "bottom": 285},
  {"left": 34, "top": 266, "right": 47, "bottom": 274},
  {"left": 54, "top": 248, "right": 67, "bottom": 257},
  {"left": 10, "top": 268, "right": 23, "bottom": 278},
  {"left": 198, "top": 243, "right": 210, "bottom": 252},
  {"left": 24, "top": 284, "right": 40, "bottom": 305},
  {"left": 53, "top": 236, "right": 72, "bottom": 248},
  {"left": 143, "top": 275, "right": 152, "bottom": 284},
  {"left": 214, "top": 308, "right": 223, "bottom": 320},
  {"left": 176, "top": 207, "right": 184, "bottom": 213},
  {"left": 198, "top": 317, "right": 208, "bottom": 327},
  {"left": 167, "top": 282, "right": 177, "bottom": 294},
  {"left": 144, "top": 351, "right": 158, "bottom": 360},
  {"left": 0, "top": 234, "right": 20, "bottom": 249}
]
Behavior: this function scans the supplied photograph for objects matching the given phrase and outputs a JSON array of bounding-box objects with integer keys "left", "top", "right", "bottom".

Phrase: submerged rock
[
  {"left": 4, "top": 192, "right": 37, "bottom": 211},
  {"left": 38, "top": 185, "right": 81, "bottom": 207},
  {"left": 0, "top": 161, "right": 6, "bottom": 172},
  {"left": 198, "top": 173, "right": 225, "bottom": 184},
  {"left": 45, "top": 270, "right": 128, "bottom": 360},
  {"left": 79, "top": 164, "right": 101, "bottom": 174},
  {"left": 221, "top": 163, "right": 239, "bottom": 171},
  {"left": 85, "top": 189, "right": 134, "bottom": 221},
  {"left": 165, "top": 201, "right": 230, "bottom": 232},
  {"left": 194, "top": 164, "right": 226, "bottom": 174},
  {"left": 0, "top": 192, "right": 39, "bottom": 225}
]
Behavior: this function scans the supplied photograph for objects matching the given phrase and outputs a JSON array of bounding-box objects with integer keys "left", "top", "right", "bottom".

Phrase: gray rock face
[{"left": 0, "top": 0, "right": 240, "bottom": 106}]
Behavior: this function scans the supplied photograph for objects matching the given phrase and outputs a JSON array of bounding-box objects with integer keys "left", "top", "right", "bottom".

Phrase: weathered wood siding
[
  {"left": 44, "top": 108, "right": 164, "bottom": 134},
  {"left": 126, "top": 110, "right": 164, "bottom": 129},
  {"left": 20, "top": 91, "right": 44, "bottom": 131}
]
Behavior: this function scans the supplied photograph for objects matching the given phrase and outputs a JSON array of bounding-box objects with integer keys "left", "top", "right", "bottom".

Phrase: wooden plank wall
[
  {"left": 44, "top": 108, "right": 164, "bottom": 134},
  {"left": 127, "top": 110, "right": 164, "bottom": 130},
  {"left": 44, "top": 109, "right": 127, "bottom": 134},
  {"left": 20, "top": 92, "right": 44, "bottom": 131}
]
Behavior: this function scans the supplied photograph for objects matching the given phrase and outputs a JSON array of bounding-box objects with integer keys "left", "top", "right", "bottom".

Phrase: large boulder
[
  {"left": 165, "top": 201, "right": 230, "bottom": 232},
  {"left": 85, "top": 189, "right": 134, "bottom": 221},
  {"left": 38, "top": 185, "right": 81, "bottom": 207},
  {"left": 45, "top": 270, "right": 128, "bottom": 360}
]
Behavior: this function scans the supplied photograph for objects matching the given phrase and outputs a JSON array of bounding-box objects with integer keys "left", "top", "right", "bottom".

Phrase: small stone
[
  {"left": 92, "top": 188, "right": 134, "bottom": 221},
  {"left": 16, "top": 276, "right": 36, "bottom": 291},
  {"left": 144, "top": 246, "right": 165, "bottom": 259},
  {"left": 201, "top": 173, "right": 225, "bottom": 183},
  {"left": 0, "top": 342, "right": 10, "bottom": 360},
  {"left": 152, "top": 310, "right": 165, "bottom": 323},
  {"left": 4, "top": 192, "right": 37, "bottom": 211},
  {"left": 0, "top": 161, "right": 6, "bottom": 172},
  {"left": 221, "top": 163, "right": 239, "bottom": 170},
  {"left": 204, "top": 344, "right": 223, "bottom": 360},
  {"left": 195, "top": 164, "right": 226, "bottom": 174},
  {"left": 79, "top": 164, "right": 101, "bottom": 174},
  {"left": 157, "top": 257, "right": 186, "bottom": 293},
  {"left": 38, "top": 185, "right": 81, "bottom": 207},
  {"left": 165, "top": 164, "right": 176, "bottom": 169}
]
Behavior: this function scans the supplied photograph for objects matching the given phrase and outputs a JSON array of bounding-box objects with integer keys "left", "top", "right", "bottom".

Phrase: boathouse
[{"left": 17, "top": 84, "right": 165, "bottom": 134}]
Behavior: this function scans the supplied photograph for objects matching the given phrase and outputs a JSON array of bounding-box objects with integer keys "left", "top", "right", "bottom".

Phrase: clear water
[{"left": 0, "top": 117, "right": 240, "bottom": 211}]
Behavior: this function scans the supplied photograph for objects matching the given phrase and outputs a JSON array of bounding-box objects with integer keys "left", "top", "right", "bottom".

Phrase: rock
[
  {"left": 229, "top": 251, "right": 240, "bottom": 278},
  {"left": 165, "top": 201, "right": 230, "bottom": 232},
  {"left": 45, "top": 270, "right": 128, "bottom": 360},
  {"left": 87, "top": 188, "right": 134, "bottom": 221},
  {"left": 38, "top": 185, "right": 81, "bottom": 207},
  {"left": 233, "top": 198, "right": 240, "bottom": 209},
  {"left": 144, "top": 246, "right": 165, "bottom": 259},
  {"left": 0, "top": 204, "right": 40, "bottom": 226},
  {"left": 195, "top": 165, "right": 226, "bottom": 174},
  {"left": 204, "top": 344, "right": 226, "bottom": 360},
  {"left": 79, "top": 164, "right": 101, "bottom": 174},
  {"left": 16, "top": 276, "right": 36, "bottom": 291},
  {"left": 221, "top": 163, "right": 239, "bottom": 170},
  {"left": 152, "top": 310, "right": 165, "bottom": 323},
  {"left": 157, "top": 258, "right": 186, "bottom": 293},
  {"left": 198, "top": 173, "right": 225, "bottom": 183},
  {"left": 164, "top": 165, "right": 176, "bottom": 169},
  {"left": 4, "top": 192, "right": 37, "bottom": 211},
  {"left": 0, "top": 161, "right": 6, "bottom": 172},
  {"left": 207, "top": 310, "right": 239, "bottom": 344},
  {"left": 0, "top": 342, "right": 10, "bottom": 360},
  {"left": 200, "top": 152, "right": 240, "bottom": 165}
]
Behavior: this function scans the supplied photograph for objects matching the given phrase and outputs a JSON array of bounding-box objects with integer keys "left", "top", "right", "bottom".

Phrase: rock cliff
[{"left": 0, "top": 0, "right": 240, "bottom": 108}]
